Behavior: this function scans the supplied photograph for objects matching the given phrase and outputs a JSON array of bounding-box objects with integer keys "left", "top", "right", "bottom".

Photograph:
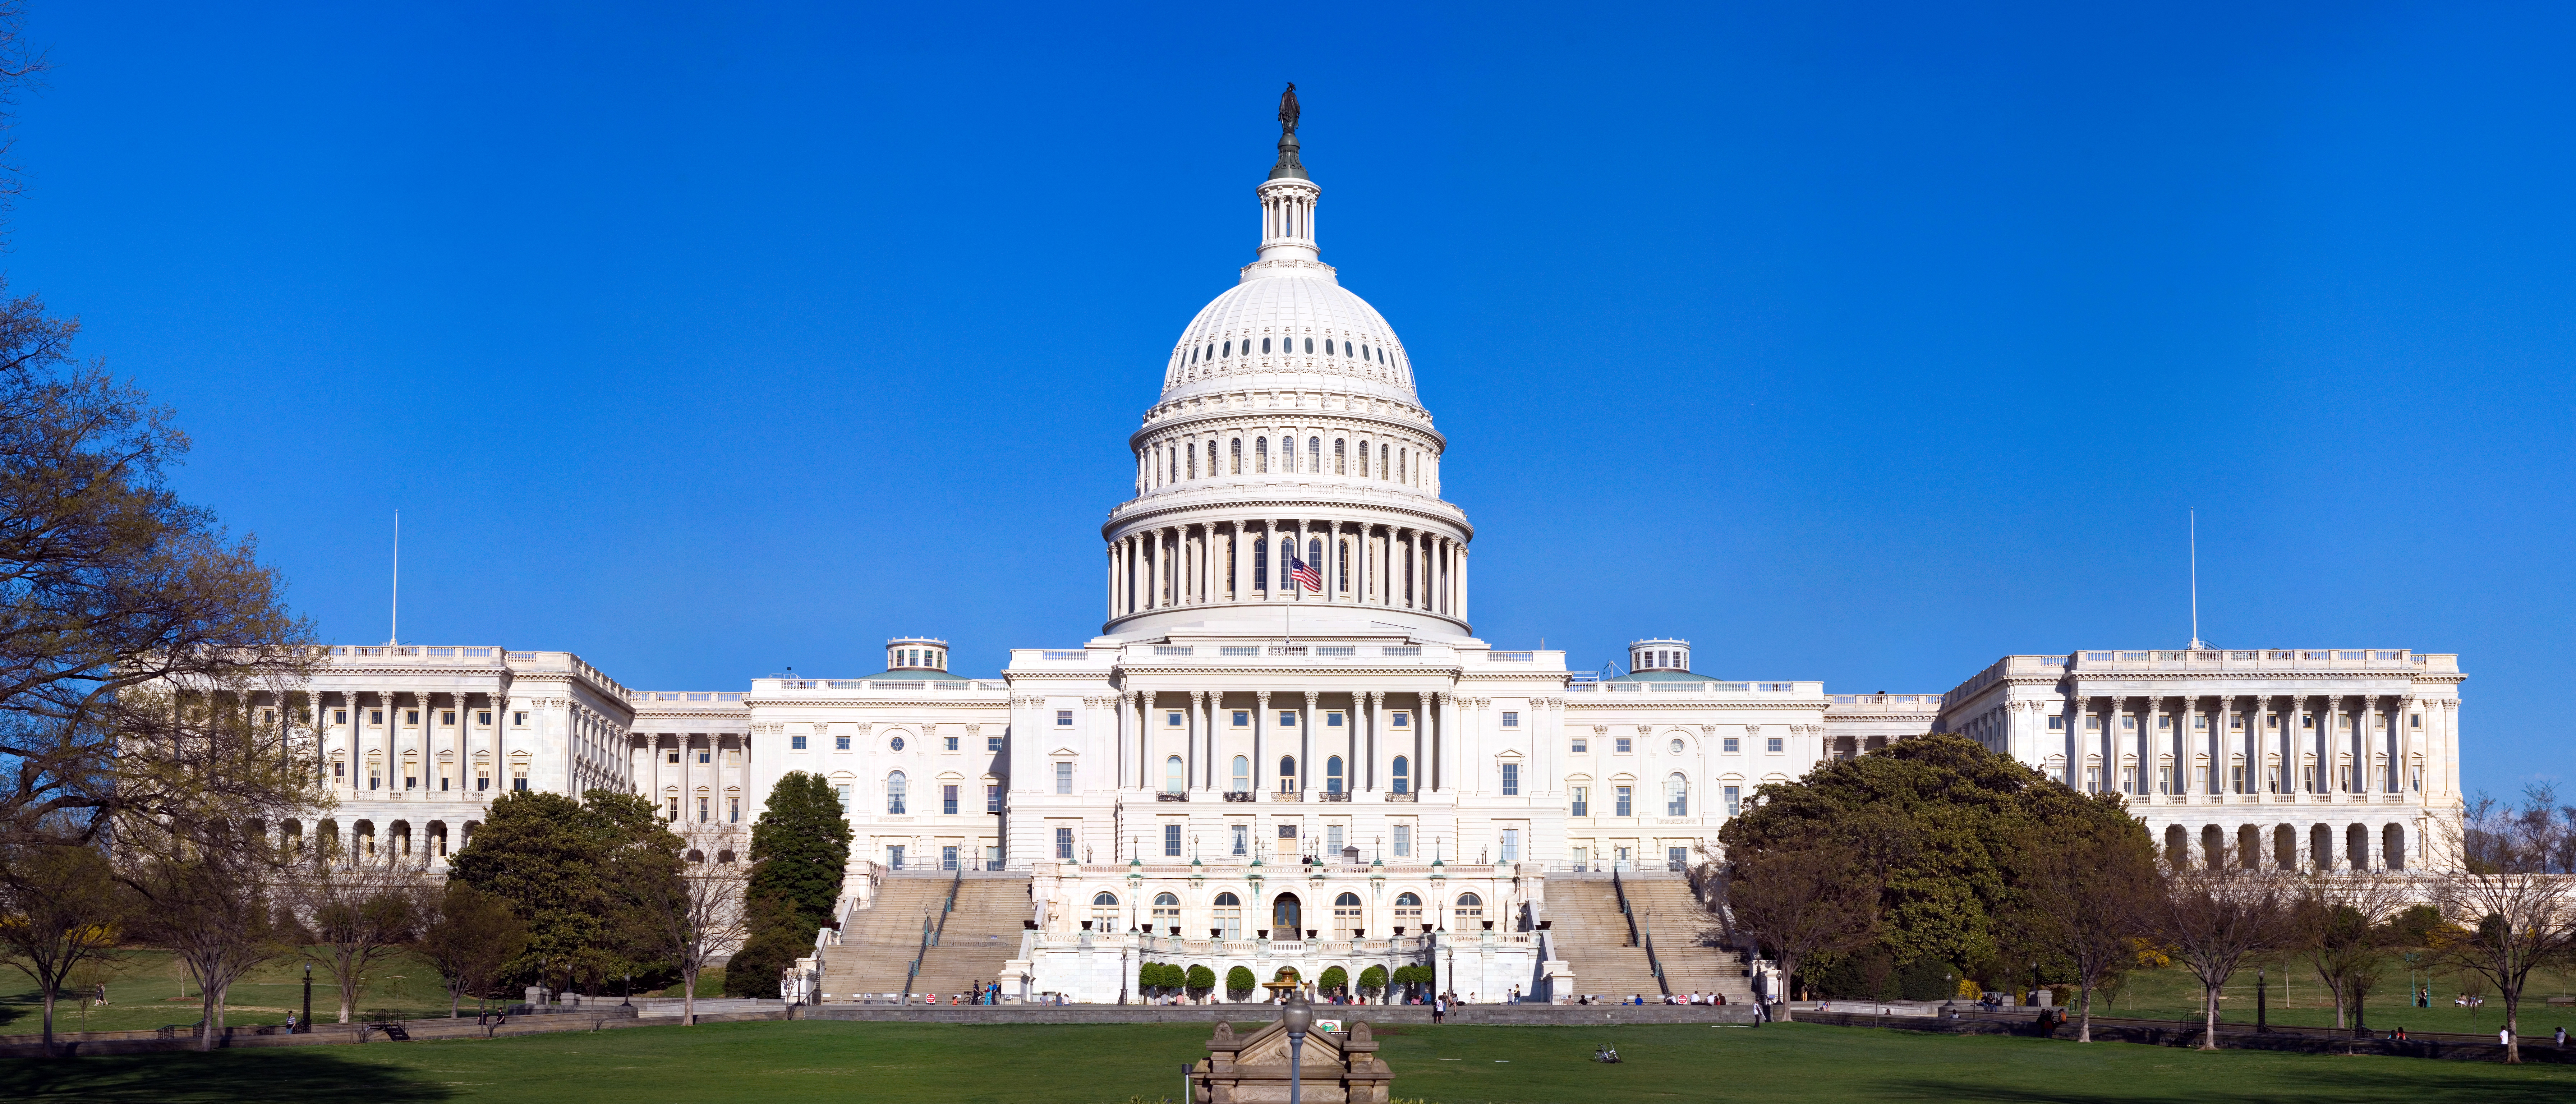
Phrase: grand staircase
[
  {"left": 1545, "top": 873, "right": 1756, "bottom": 1004},
  {"left": 818, "top": 871, "right": 1031, "bottom": 1002}
]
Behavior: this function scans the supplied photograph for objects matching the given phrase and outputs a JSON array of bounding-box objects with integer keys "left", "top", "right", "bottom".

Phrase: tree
[
  {"left": 1318, "top": 964, "right": 1348, "bottom": 997},
  {"left": 287, "top": 852, "right": 431, "bottom": 1022},
  {"left": 447, "top": 789, "right": 681, "bottom": 998},
  {"left": 1723, "top": 835, "right": 1880, "bottom": 1021},
  {"left": 2432, "top": 790, "right": 2576, "bottom": 1063},
  {"left": 0, "top": 842, "right": 126, "bottom": 1054},
  {"left": 621, "top": 824, "right": 743, "bottom": 1025},
  {"left": 2001, "top": 814, "right": 2157, "bottom": 1043},
  {"left": 127, "top": 840, "right": 286, "bottom": 1051},
  {"left": 1226, "top": 964, "right": 1256, "bottom": 1002},
  {"left": 418, "top": 881, "right": 526, "bottom": 1017},
  {"left": 1357, "top": 964, "right": 1387, "bottom": 1002},
  {"left": 2143, "top": 846, "right": 2292, "bottom": 1050},
  {"left": 1187, "top": 964, "right": 1215, "bottom": 1001},
  {"left": 727, "top": 772, "right": 852, "bottom": 998},
  {"left": 2287, "top": 874, "right": 2411, "bottom": 1032}
]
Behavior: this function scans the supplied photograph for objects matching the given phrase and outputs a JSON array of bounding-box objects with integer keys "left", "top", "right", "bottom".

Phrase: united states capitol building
[{"left": 280, "top": 107, "right": 2469, "bottom": 1003}]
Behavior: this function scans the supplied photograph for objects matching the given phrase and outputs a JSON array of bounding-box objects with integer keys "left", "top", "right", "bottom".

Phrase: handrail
[
  {"left": 1639, "top": 909, "right": 1670, "bottom": 997},
  {"left": 1610, "top": 869, "right": 1641, "bottom": 947}
]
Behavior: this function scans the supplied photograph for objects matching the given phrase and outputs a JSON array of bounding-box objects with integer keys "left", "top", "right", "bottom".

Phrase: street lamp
[
  {"left": 302, "top": 963, "right": 312, "bottom": 1033},
  {"left": 1281, "top": 991, "right": 1314, "bottom": 1104}
]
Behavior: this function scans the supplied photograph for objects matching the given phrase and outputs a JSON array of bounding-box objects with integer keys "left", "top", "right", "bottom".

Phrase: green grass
[
  {"left": 2078, "top": 957, "right": 2576, "bottom": 1035},
  {"left": 1, "top": 949, "right": 493, "bottom": 1035},
  {"left": 4, "top": 1020, "right": 2575, "bottom": 1103}
]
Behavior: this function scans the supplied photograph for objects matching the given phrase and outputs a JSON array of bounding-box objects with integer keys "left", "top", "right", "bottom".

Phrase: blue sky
[{"left": 12, "top": 3, "right": 2571, "bottom": 795}]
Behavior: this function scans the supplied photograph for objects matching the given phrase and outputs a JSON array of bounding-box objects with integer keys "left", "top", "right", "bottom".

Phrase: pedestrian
[
  {"left": 2500, "top": 1026, "right": 2512, "bottom": 1047},
  {"left": 2557, "top": 1025, "right": 2567, "bottom": 1048},
  {"left": 285, "top": 1011, "right": 298, "bottom": 1032},
  {"left": 1433, "top": 995, "right": 1446, "bottom": 1025}
]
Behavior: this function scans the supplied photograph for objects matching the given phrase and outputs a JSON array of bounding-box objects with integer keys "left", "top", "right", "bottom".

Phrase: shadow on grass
[
  {"left": 0, "top": 1049, "right": 453, "bottom": 1104},
  {"left": 1887, "top": 1063, "right": 2573, "bottom": 1104}
]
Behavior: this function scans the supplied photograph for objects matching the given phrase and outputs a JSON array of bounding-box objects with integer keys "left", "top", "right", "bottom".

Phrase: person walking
[
  {"left": 2556, "top": 1025, "right": 2567, "bottom": 1048},
  {"left": 1432, "top": 995, "right": 1446, "bottom": 1025},
  {"left": 2499, "top": 1026, "right": 2512, "bottom": 1048}
]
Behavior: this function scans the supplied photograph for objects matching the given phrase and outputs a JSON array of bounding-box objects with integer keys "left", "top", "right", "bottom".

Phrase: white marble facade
[{"left": 244, "top": 118, "right": 2470, "bottom": 1000}]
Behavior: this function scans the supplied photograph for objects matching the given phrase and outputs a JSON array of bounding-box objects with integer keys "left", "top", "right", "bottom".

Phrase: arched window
[
  {"left": 1394, "top": 892, "right": 1422, "bottom": 928},
  {"left": 1230, "top": 438, "right": 1242, "bottom": 474},
  {"left": 1169, "top": 449, "right": 1178, "bottom": 484},
  {"left": 1325, "top": 339, "right": 1336, "bottom": 356},
  {"left": 1453, "top": 892, "right": 1484, "bottom": 929},
  {"left": 1338, "top": 539, "right": 1350, "bottom": 592},
  {"left": 1391, "top": 755, "right": 1411, "bottom": 795},
  {"left": 1308, "top": 437, "right": 1321, "bottom": 472},
  {"left": 1357, "top": 442, "right": 1369, "bottom": 478},
  {"left": 1261, "top": 337, "right": 1271, "bottom": 354},
  {"left": 1334, "top": 438, "right": 1346, "bottom": 473},
  {"left": 1666, "top": 773, "right": 1688, "bottom": 816},
  {"left": 1090, "top": 891, "right": 1121, "bottom": 930},
  {"left": 1232, "top": 755, "right": 1251, "bottom": 793},
  {"left": 1214, "top": 891, "right": 1243, "bottom": 938},
  {"left": 886, "top": 770, "right": 907, "bottom": 815},
  {"left": 1256, "top": 437, "right": 1269, "bottom": 473},
  {"left": 1272, "top": 893, "right": 1302, "bottom": 935},
  {"left": 1333, "top": 891, "right": 1362, "bottom": 934},
  {"left": 1165, "top": 755, "right": 1185, "bottom": 793},
  {"left": 1326, "top": 756, "right": 1344, "bottom": 794},
  {"left": 1303, "top": 337, "right": 1314, "bottom": 354},
  {"left": 1278, "top": 755, "right": 1297, "bottom": 792},
  {"left": 1153, "top": 892, "right": 1181, "bottom": 926},
  {"left": 1186, "top": 442, "right": 1197, "bottom": 479},
  {"left": 1252, "top": 537, "right": 1268, "bottom": 590},
  {"left": 1223, "top": 340, "right": 1232, "bottom": 358},
  {"left": 1379, "top": 443, "right": 1390, "bottom": 479}
]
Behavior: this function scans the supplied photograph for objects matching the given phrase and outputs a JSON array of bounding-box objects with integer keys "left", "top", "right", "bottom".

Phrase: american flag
[{"left": 1288, "top": 554, "right": 1322, "bottom": 592}]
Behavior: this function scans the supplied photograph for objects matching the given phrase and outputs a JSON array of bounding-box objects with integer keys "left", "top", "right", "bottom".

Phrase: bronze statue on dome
[{"left": 1278, "top": 83, "right": 1300, "bottom": 135}]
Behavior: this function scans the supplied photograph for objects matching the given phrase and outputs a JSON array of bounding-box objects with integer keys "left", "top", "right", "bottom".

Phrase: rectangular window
[
  {"left": 334, "top": 709, "right": 348, "bottom": 724},
  {"left": 477, "top": 710, "right": 493, "bottom": 726},
  {"left": 667, "top": 750, "right": 681, "bottom": 764},
  {"left": 2158, "top": 716, "right": 2172, "bottom": 730},
  {"left": 1168, "top": 711, "right": 1185, "bottom": 726},
  {"left": 512, "top": 711, "right": 528, "bottom": 726},
  {"left": 729, "top": 797, "right": 741, "bottom": 823},
  {"left": 888, "top": 845, "right": 905, "bottom": 870},
  {"left": 2230, "top": 716, "right": 2244, "bottom": 729},
  {"left": 2122, "top": 767, "right": 2139, "bottom": 793},
  {"left": 2085, "top": 766, "right": 2102, "bottom": 792},
  {"left": 2193, "top": 715, "right": 2208, "bottom": 730},
  {"left": 1231, "top": 824, "right": 1248, "bottom": 855},
  {"left": 792, "top": 735, "right": 808, "bottom": 750},
  {"left": 942, "top": 845, "right": 959, "bottom": 871},
  {"left": 1571, "top": 786, "right": 1589, "bottom": 816},
  {"left": 696, "top": 796, "right": 710, "bottom": 822},
  {"left": 698, "top": 749, "right": 711, "bottom": 764},
  {"left": 2410, "top": 713, "right": 2421, "bottom": 728},
  {"left": 1054, "top": 827, "right": 1074, "bottom": 860},
  {"left": 987, "top": 784, "right": 1003, "bottom": 813},
  {"left": 1326, "top": 711, "right": 1344, "bottom": 727},
  {"left": 988, "top": 736, "right": 1003, "bottom": 751},
  {"left": 2158, "top": 766, "right": 2176, "bottom": 794},
  {"left": 1057, "top": 710, "right": 1074, "bottom": 726},
  {"left": 477, "top": 772, "right": 489, "bottom": 791},
  {"left": 1615, "top": 737, "right": 1632, "bottom": 753},
  {"left": 405, "top": 710, "right": 419, "bottom": 725},
  {"left": 1165, "top": 823, "right": 1183, "bottom": 856},
  {"left": 2048, "top": 716, "right": 2064, "bottom": 730},
  {"left": 1724, "top": 785, "right": 1742, "bottom": 817},
  {"left": 1279, "top": 711, "right": 1298, "bottom": 728},
  {"left": 2085, "top": 716, "right": 2101, "bottom": 731},
  {"left": 371, "top": 710, "right": 385, "bottom": 725},
  {"left": 667, "top": 797, "right": 680, "bottom": 820},
  {"left": 1501, "top": 763, "right": 1520, "bottom": 796},
  {"left": 1326, "top": 824, "right": 1344, "bottom": 854},
  {"left": 836, "top": 784, "right": 852, "bottom": 812},
  {"left": 1393, "top": 824, "right": 1411, "bottom": 857},
  {"left": 1766, "top": 736, "right": 1783, "bottom": 754},
  {"left": 2122, "top": 716, "right": 2137, "bottom": 730},
  {"left": 942, "top": 784, "right": 959, "bottom": 815},
  {"left": 1233, "top": 711, "right": 1251, "bottom": 726},
  {"left": 1501, "top": 712, "right": 1519, "bottom": 728},
  {"left": 945, "top": 735, "right": 959, "bottom": 751},
  {"left": 1615, "top": 786, "right": 1632, "bottom": 817},
  {"left": 1054, "top": 762, "right": 1073, "bottom": 794},
  {"left": 1722, "top": 736, "right": 1740, "bottom": 753},
  {"left": 512, "top": 775, "right": 528, "bottom": 792},
  {"left": 1572, "top": 846, "right": 1588, "bottom": 869},
  {"left": 441, "top": 710, "right": 456, "bottom": 726},
  {"left": 986, "top": 845, "right": 1003, "bottom": 870},
  {"left": 1500, "top": 829, "right": 1521, "bottom": 862},
  {"left": 1669, "top": 846, "right": 1688, "bottom": 872},
  {"left": 1390, "top": 713, "right": 1409, "bottom": 728},
  {"left": 836, "top": 734, "right": 851, "bottom": 750},
  {"left": 2230, "top": 765, "right": 2246, "bottom": 794},
  {"left": 1572, "top": 737, "right": 1588, "bottom": 754}
]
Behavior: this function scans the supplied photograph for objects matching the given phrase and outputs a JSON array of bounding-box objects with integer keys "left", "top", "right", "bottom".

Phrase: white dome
[{"left": 1158, "top": 263, "right": 1419, "bottom": 408}]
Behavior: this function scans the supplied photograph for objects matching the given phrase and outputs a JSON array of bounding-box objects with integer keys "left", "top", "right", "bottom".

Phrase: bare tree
[
  {"left": 286, "top": 850, "right": 432, "bottom": 1023},
  {"left": 2003, "top": 819, "right": 2157, "bottom": 1043},
  {"left": 1722, "top": 837, "right": 1879, "bottom": 1022},
  {"left": 2143, "top": 846, "right": 2292, "bottom": 1049},
  {"left": 418, "top": 880, "right": 527, "bottom": 1017},
  {"left": 621, "top": 825, "right": 750, "bottom": 1024},
  {"left": 0, "top": 841, "right": 125, "bottom": 1054},
  {"left": 2432, "top": 791, "right": 2576, "bottom": 1063},
  {"left": 2287, "top": 873, "right": 2413, "bottom": 1032},
  {"left": 127, "top": 838, "right": 287, "bottom": 1051}
]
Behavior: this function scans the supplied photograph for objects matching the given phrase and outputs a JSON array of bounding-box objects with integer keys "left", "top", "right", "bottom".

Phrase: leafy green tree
[
  {"left": 420, "top": 880, "right": 528, "bottom": 1017},
  {"left": 447, "top": 789, "right": 683, "bottom": 997},
  {"left": 1226, "top": 964, "right": 1257, "bottom": 1001},
  {"left": 1357, "top": 965, "right": 1387, "bottom": 1001},
  {"left": 1318, "top": 964, "right": 1348, "bottom": 995},
  {"left": 724, "top": 772, "right": 853, "bottom": 997},
  {"left": 1186, "top": 963, "right": 1216, "bottom": 999}
]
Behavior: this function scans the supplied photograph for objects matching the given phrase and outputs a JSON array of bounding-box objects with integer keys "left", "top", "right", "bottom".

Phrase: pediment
[{"left": 1228, "top": 1020, "right": 1344, "bottom": 1069}]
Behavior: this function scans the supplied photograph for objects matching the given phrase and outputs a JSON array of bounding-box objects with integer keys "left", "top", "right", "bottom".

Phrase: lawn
[
  {"left": 0, "top": 950, "right": 727, "bottom": 1037},
  {"left": 4, "top": 1019, "right": 2574, "bottom": 1103},
  {"left": 2074, "top": 957, "right": 2576, "bottom": 1036}
]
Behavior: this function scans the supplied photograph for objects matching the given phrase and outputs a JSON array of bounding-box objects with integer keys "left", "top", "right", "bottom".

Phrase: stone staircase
[
  {"left": 818, "top": 872, "right": 1030, "bottom": 1002},
  {"left": 1544, "top": 874, "right": 1755, "bottom": 1005}
]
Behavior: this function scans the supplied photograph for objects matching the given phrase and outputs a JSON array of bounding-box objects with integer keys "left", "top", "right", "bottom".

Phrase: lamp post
[
  {"left": 1281, "top": 991, "right": 1313, "bottom": 1104},
  {"left": 302, "top": 963, "right": 312, "bottom": 1033},
  {"left": 2255, "top": 966, "right": 2268, "bottom": 1033}
]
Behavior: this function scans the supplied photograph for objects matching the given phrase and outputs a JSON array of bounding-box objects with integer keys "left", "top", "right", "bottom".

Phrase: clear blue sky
[{"left": 13, "top": 3, "right": 2571, "bottom": 796}]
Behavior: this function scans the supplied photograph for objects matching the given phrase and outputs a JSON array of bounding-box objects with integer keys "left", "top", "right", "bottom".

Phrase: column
[
  {"left": 1411, "top": 691, "right": 1425, "bottom": 793},
  {"left": 2145, "top": 698, "right": 2163, "bottom": 795},
  {"left": 1301, "top": 690, "right": 1317, "bottom": 791},
  {"left": 1438, "top": 690, "right": 1459, "bottom": 793},
  {"left": 2216, "top": 696, "right": 2236, "bottom": 795},
  {"left": 1132, "top": 690, "right": 1149, "bottom": 791},
  {"left": 1365, "top": 691, "right": 1382, "bottom": 792},
  {"left": 1456, "top": 542, "right": 1468, "bottom": 624},
  {"left": 1254, "top": 691, "right": 1270, "bottom": 792}
]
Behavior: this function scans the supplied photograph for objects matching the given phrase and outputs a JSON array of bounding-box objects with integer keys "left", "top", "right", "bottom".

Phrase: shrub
[
  {"left": 1319, "top": 965, "right": 1348, "bottom": 994},
  {"left": 1227, "top": 965, "right": 1257, "bottom": 1001},
  {"left": 1358, "top": 965, "right": 1388, "bottom": 995},
  {"left": 1187, "top": 964, "right": 1216, "bottom": 998}
]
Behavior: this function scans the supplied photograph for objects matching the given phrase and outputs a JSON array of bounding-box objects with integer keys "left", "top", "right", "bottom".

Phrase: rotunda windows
[
  {"left": 1223, "top": 340, "right": 1232, "bottom": 358},
  {"left": 1261, "top": 337, "right": 1271, "bottom": 354},
  {"left": 1303, "top": 337, "right": 1314, "bottom": 354}
]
